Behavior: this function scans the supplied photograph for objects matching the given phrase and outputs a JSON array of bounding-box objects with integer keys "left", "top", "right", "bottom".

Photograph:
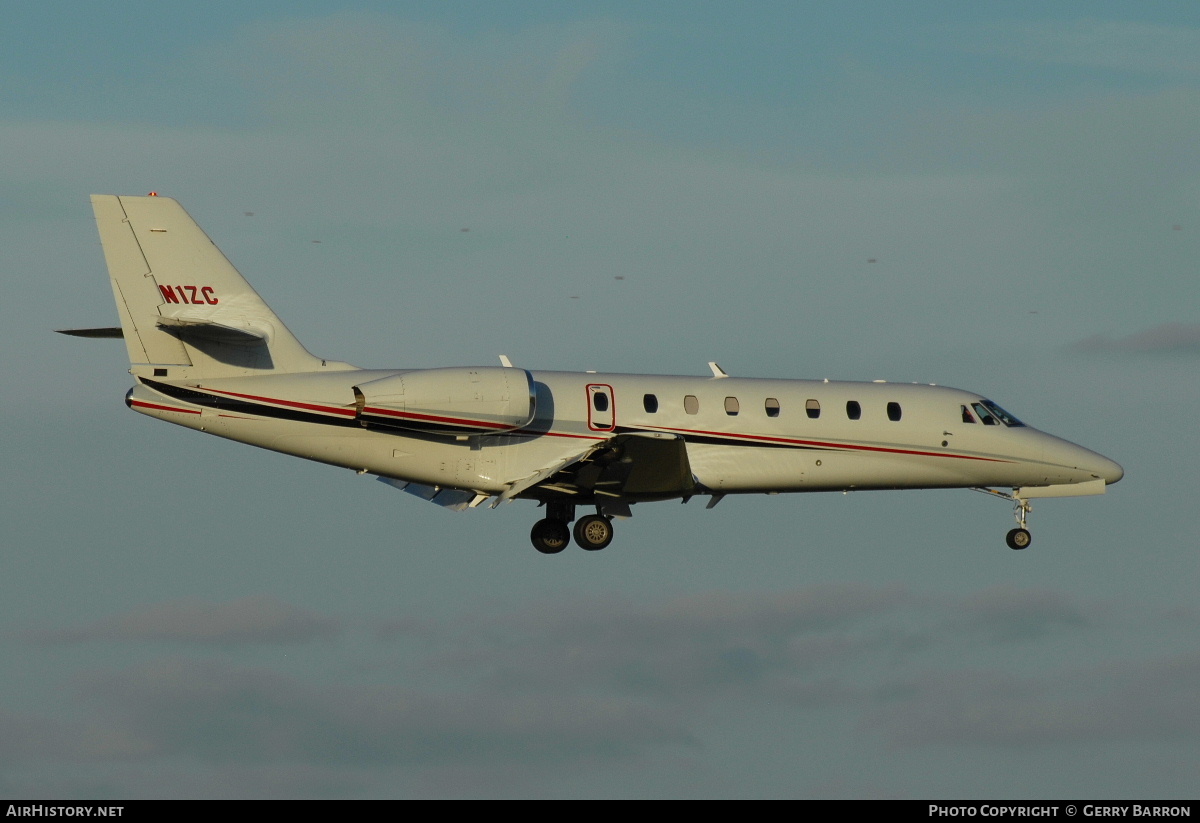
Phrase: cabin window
[
  {"left": 643, "top": 394, "right": 658, "bottom": 414},
  {"left": 887, "top": 402, "right": 902, "bottom": 422},
  {"left": 846, "top": 400, "right": 861, "bottom": 420},
  {"left": 593, "top": 392, "right": 609, "bottom": 413},
  {"left": 765, "top": 397, "right": 780, "bottom": 418},
  {"left": 684, "top": 395, "right": 699, "bottom": 415},
  {"left": 724, "top": 397, "right": 740, "bottom": 416},
  {"left": 805, "top": 399, "right": 821, "bottom": 419},
  {"left": 962, "top": 405, "right": 977, "bottom": 424}
]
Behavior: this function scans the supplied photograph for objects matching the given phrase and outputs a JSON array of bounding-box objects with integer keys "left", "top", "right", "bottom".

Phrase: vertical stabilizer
[{"left": 92, "top": 194, "right": 334, "bottom": 379}]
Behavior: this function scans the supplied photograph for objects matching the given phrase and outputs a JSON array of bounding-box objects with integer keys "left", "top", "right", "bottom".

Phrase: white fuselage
[{"left": 126, "top": 367, "right": 1123, "bottom": 501}]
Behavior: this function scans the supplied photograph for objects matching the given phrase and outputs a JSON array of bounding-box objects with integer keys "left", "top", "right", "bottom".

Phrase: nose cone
[
  {"left": 1096, "top": 454, "right": 1124, "bottom": 485},
  {"left": 1069, "top": 444, "right": 1124, "bottom": 485},
  {"left": 1041, "top": 436, "right": 1124, "bottom": 485}
]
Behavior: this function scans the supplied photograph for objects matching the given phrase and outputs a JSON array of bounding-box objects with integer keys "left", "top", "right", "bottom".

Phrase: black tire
[
  {"left": 573, "top": 514, "right": 614, "bottom": 551},
  {"left": 531, "top": 519, "right": 570, "bottom": 554},
  {"left": 1006, "top": 528, "right": 1032, "bottom": 550}
]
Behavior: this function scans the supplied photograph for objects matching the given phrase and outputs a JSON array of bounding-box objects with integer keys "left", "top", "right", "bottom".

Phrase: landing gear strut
[
  {"left": 1006, "top": 495, "right": 1033, "bottom": 550},
  {"left": 973, "top": 488, "right": 1034, "bottom": 550}
]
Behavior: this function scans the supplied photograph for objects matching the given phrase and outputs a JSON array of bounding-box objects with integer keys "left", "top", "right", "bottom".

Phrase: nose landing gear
[
  {"left": 974, "top": 487, "right": 1034, "bottom": 550},
  {"left": 1005, "top": 496, "right": 1033, "bottom": 550}
]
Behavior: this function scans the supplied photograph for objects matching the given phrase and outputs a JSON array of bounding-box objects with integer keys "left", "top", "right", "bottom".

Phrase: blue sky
[{"left": 2, "top": 1, "right": 1199, "bottom": 798}]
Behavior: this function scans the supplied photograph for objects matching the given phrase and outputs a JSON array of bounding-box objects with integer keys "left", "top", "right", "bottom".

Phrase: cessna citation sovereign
[{"left": 62, "top": 195, "right": 1123, "bottom": 554}]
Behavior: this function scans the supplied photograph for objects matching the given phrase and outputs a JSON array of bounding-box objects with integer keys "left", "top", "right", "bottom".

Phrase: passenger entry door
[{"left": 587, "top": 384, "right": 615, "bottom": 432}]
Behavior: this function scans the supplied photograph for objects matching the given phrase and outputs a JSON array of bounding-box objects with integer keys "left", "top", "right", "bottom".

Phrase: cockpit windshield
[{"left": 977, "top": 399, "right": 1025, "bottom": 427}]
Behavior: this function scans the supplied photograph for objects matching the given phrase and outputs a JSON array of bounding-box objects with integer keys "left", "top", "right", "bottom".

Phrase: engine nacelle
[{"left": 353, "top": 367, "right": 536, "bottom": 436}]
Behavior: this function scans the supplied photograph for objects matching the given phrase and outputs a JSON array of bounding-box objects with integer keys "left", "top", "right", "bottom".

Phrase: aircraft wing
[
  {"left": 378, "top": 432, "right": 696, "bottom": 514},
  {"left": 497, "top": 431, "right": 697, "bottom": 506},
  {"left": 378, "top": 477, "right": 483, "bottom": 512}
]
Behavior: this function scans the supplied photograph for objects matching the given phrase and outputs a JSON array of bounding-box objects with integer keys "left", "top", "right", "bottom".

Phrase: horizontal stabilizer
[
  {"left": 156, "top": 315, "right": 271, "bottom": 343},
  {"left": 56, "top": 327, "right": 124, "bottom": 338}
]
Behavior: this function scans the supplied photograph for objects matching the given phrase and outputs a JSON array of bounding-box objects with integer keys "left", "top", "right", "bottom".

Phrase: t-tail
[{"left": 84, "top": 194, "right": 352, "bottom": 380}]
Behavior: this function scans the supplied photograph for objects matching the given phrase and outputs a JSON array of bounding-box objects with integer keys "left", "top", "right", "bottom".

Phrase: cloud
[
  {"left": 1069, "top": 323, "right": 1200, "bottom": 355},
  {"left": 0, "top": 708, "right": 86, "bottom": 765},
  {"left": 30, "top": 595, "right": 341, "bottom": 645},
  {"left": 949, "top": 586, "right": 1089, "bottom": 643},
  {"left": 865, "top": 651, "right": 1200, "bottom": 748},
  {"left": 419, "top": 585, "right": 915, "bottom": 699},
  {"left": 2, "top": 583, "right": 1197, "bottom": 796},
  {"left": 75, "top": 657, "right": 692, "bottom": 768}
]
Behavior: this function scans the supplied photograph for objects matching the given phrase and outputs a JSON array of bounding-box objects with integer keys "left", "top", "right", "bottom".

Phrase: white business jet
[{"left": 60, "top": 195, "right": 1123, "bottom": 554}]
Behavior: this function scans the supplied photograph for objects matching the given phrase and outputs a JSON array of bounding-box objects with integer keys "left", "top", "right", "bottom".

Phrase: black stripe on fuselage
[
  {"left": 360, "top": 414, "right": 505, "bottom": 436},
  {"left": 140, "top": 378, "right": 362, "bottom": 429}
]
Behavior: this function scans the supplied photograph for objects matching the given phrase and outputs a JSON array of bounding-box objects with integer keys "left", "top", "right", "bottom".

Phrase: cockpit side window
[
  {"left": 969, "top": 400, "right": 1026, "bottom": 427},
  {"left": 971, "top": 402, "right": 997, "bottom": 425},
  {"left": 980, "top": 399, "right": 1025, "bottom": 427},
  {"left": 961, "top": 405, "right": 977, "bottom": 424}
]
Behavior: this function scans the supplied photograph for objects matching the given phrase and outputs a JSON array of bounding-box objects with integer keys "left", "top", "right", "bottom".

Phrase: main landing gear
[
  {"left": 530, "top": 518, "right": 570, "bottom": 554},
  {"left": 573, "top": 514, "right": 614, "bottom": 551},
  {"left": 530, "top": 502, "right": 614, "bottom": 554}
]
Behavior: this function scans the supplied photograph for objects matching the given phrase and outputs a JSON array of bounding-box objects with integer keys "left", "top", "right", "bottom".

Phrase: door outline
[{"left": 586, "top": 384, "right": 615, "bottom": 432}]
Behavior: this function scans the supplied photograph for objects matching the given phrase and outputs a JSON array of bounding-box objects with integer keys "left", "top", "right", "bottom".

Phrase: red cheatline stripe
[
  {"left": 362, "top": 406, "right": 513, "bottom": 430},
  {"left": 131, "top": 400, "right": 201, "bottom": 415},
  {"left": 644, "top": 424, "right": 1010, "bottom": 463},
  {"left": 201, "top": 387, "right": 356, "bottom": 417}
]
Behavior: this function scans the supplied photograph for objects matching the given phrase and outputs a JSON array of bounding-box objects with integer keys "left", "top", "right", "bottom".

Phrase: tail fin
[{"left": 92, "top": 194, "right": 338, "bottom": 379}]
